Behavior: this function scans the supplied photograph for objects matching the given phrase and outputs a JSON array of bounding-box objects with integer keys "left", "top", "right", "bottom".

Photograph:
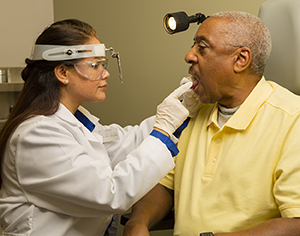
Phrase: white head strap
[{"left": 30, "top": 44, "right": 106, "bottom": 61}]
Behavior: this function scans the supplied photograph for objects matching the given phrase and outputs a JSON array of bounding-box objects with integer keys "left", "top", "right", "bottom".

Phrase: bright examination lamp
[{"left": 163, "top": 11, "right": 208, "bottom": 34}]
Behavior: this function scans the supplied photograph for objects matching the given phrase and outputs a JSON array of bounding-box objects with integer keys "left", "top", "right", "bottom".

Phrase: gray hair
[{"left": 211, "top": 11, "right": 272, "bottom": 77}]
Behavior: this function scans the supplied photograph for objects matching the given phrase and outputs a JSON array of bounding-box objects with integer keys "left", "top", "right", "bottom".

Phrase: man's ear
[
  {"left": 54, "top": 65, "right": 68, "bottom": 84},
  {"left": 233, "top": 47, "right": 252, "bottom": 73}
]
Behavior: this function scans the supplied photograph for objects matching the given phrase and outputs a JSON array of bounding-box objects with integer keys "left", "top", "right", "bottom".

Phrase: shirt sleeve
[
  {"left": 159, "top": 167, "right": 175, "bottom": 190},
  {"left": 273, "top": 113, "right": 300, "bottom": 218},
  {"left": 150, "top": 130, "right": 179, "bottom": 157},
  {"left": 102, "top": 116, "right": 156, "bottom": 167}
]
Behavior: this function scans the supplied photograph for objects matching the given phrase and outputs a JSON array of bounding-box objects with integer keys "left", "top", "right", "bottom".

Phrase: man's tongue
[{"left": 191, "top": 80, "right": 199, "bottom": 89}]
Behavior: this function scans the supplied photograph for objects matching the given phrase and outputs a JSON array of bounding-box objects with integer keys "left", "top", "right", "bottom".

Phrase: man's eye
[
  {"left": 198, "top": 44, "right": 207, "bottom": 53},
  {"left": 191, "top": 42, "right": 207, "bottom": 52}
]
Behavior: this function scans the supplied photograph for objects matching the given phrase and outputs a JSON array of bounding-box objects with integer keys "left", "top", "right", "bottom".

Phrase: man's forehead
[{"left": 193, "top": 17, "right": 227, "bottom": 43}]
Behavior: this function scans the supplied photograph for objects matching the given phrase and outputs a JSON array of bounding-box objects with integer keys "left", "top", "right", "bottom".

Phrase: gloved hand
[
  {"left": 180, "top": 76, "right": 202, "bottom": 118},
  {"left": 154, "top": 81, "right": 192, "bottom": 137}
]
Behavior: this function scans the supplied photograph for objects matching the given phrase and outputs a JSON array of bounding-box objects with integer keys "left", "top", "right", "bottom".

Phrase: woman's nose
[{"left": 102, "top": 69, "right": 110, "bottom": 80}]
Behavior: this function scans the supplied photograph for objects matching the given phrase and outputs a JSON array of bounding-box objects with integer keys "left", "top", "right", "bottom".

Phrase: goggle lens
[{"left": 74, "top": 58, "right": 108, "bottom": 80}]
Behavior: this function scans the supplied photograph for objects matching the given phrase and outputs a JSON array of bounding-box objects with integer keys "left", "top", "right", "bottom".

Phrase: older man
[{"left": 124, "top": 11, "right": 300, "bottom": 236}]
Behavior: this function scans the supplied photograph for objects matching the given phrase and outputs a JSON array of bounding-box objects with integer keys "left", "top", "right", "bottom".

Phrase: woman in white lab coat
[{"left": 0, "top": 19, "right": 193, "bottom": 236}]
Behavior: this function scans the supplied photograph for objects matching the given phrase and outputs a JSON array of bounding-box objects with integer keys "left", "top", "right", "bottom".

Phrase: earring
[{"left": 64, "top": 80, "right": 68, "bottom": 84}]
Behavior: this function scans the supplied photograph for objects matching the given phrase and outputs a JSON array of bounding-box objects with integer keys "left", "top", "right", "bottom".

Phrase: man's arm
[
  {"left": 123, "top": 185, "right": 300, "bottom": 236},
  {"left": 123, "top": 183, "right": 174, "bottom": 236},
  {"left": 213, "top": 217, "right": 300, "bottom": 236}
]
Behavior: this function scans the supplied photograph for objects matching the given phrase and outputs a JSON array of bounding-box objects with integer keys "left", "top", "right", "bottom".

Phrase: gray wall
[{"left": 53, "top": 0, "right": 266, "bottom": 127}]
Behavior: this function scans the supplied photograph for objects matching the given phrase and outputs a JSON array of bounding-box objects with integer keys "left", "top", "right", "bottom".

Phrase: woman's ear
[
  {"left": 233, "top": 47, "right": 252, "bottom": 73},
  {"left": 54, "top": 65, "right": 69, "bottom": 84}
]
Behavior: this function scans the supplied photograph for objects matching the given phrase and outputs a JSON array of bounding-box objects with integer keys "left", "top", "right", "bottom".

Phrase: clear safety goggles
[
  {"left": 74, "top": 58, "right": 108, "bottom": 81},
  {"left": 30, "top": 44, "right": 123, "bottom": 83}
]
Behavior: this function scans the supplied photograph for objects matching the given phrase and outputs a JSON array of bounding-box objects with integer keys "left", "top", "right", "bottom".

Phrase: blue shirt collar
[{"left": 74, "top": 109, "right": 95, "bottom": 132}]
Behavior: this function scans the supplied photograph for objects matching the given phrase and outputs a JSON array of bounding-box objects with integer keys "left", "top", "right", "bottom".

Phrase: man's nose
[{"left": 185, "top": 48, "right": 197, "bottom": 64}]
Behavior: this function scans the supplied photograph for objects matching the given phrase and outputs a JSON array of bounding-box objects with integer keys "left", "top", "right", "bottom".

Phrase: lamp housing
[{"left": 163, "top": 11, "right": 208, "bottom": 34}]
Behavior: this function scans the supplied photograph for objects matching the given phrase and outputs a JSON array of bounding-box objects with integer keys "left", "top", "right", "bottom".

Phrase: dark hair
[{"left": 0, "top": 19, "right": 98, "bottom": 188}]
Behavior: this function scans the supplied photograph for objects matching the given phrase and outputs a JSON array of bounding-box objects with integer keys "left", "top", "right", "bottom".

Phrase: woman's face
[{"left": 60, "top": 37, "right": 110, "bottom": 113}]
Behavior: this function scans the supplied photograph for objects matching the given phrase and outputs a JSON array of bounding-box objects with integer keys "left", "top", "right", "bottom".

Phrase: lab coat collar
[
  {"left": 55, "top": 104, "right": 80, "bottom": 127},
  {"left": 54, "top": 104, "right": 101, "bottom": 142},
  {"left": 77, "top": 105, "right": 100, "bottom": 125},
  {"left": 55, "top": 104, "right": 100, "bottom": 126}
]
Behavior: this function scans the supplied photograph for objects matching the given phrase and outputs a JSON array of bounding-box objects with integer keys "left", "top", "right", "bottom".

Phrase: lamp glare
[{"left": 168, "top": 17, "right": 177, "bottom": 30}]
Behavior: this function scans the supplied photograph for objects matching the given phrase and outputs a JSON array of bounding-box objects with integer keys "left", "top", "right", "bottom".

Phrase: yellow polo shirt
[{"left": 160, "top": 78, "right": 300, "bottom": 235}]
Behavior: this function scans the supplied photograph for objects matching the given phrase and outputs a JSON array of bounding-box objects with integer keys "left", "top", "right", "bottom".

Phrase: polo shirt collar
[{"left": 207, "top": 77, "right": 273, "bottom": 130}]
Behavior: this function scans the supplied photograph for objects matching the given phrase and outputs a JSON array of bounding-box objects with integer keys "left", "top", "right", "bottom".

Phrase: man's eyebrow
[{"left": 194, "top": 35, "right": 210, "bottom": 44}]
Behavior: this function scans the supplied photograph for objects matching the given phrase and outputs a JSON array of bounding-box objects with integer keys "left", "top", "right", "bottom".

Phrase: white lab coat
[{"left": 0, "top": 104, "right": 175, "bottom": 236}]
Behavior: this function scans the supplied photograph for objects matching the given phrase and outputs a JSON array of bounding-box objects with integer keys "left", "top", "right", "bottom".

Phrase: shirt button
[
  {"left": 216, "top": 138, "right": 220, "bottom": 143},
  {"left": 212, "top": 158, "right": 217, "bottom": 163}
]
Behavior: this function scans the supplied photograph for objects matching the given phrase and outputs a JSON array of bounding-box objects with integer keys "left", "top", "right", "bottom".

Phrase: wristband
[{"left": 150, "top": 130, "right": 179, "bottom": 157}]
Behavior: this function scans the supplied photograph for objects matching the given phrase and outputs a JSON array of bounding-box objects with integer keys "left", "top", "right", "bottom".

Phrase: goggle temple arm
[{"left": 106, "top": 47, "right": 123, "bottom": 84}]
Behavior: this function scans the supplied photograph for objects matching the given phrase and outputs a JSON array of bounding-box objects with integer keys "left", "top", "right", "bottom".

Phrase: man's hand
[{"left": 123, "top": 222, "right": 150, "bottom": 236}]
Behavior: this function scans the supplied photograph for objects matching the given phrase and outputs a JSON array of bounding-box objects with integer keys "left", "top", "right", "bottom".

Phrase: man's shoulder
[{"left": 267, "top": 81, "right": 300, "bottom": 116}]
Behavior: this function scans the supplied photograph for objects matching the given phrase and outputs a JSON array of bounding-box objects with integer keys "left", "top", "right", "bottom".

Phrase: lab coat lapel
[
  {"left": 54, "top": 104, "right": 109, "bottom": 161},
  {"left": 55, "top": 104, "right": 100, "bottom": 143}
]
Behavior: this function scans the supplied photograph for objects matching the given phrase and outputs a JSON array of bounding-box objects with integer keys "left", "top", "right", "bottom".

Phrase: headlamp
[
  {"left": 163, "top": 11, "right": 208, "bottom": 34},
  {"left": 30, "top": 44, "right": 123, "bottom": 83}
]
